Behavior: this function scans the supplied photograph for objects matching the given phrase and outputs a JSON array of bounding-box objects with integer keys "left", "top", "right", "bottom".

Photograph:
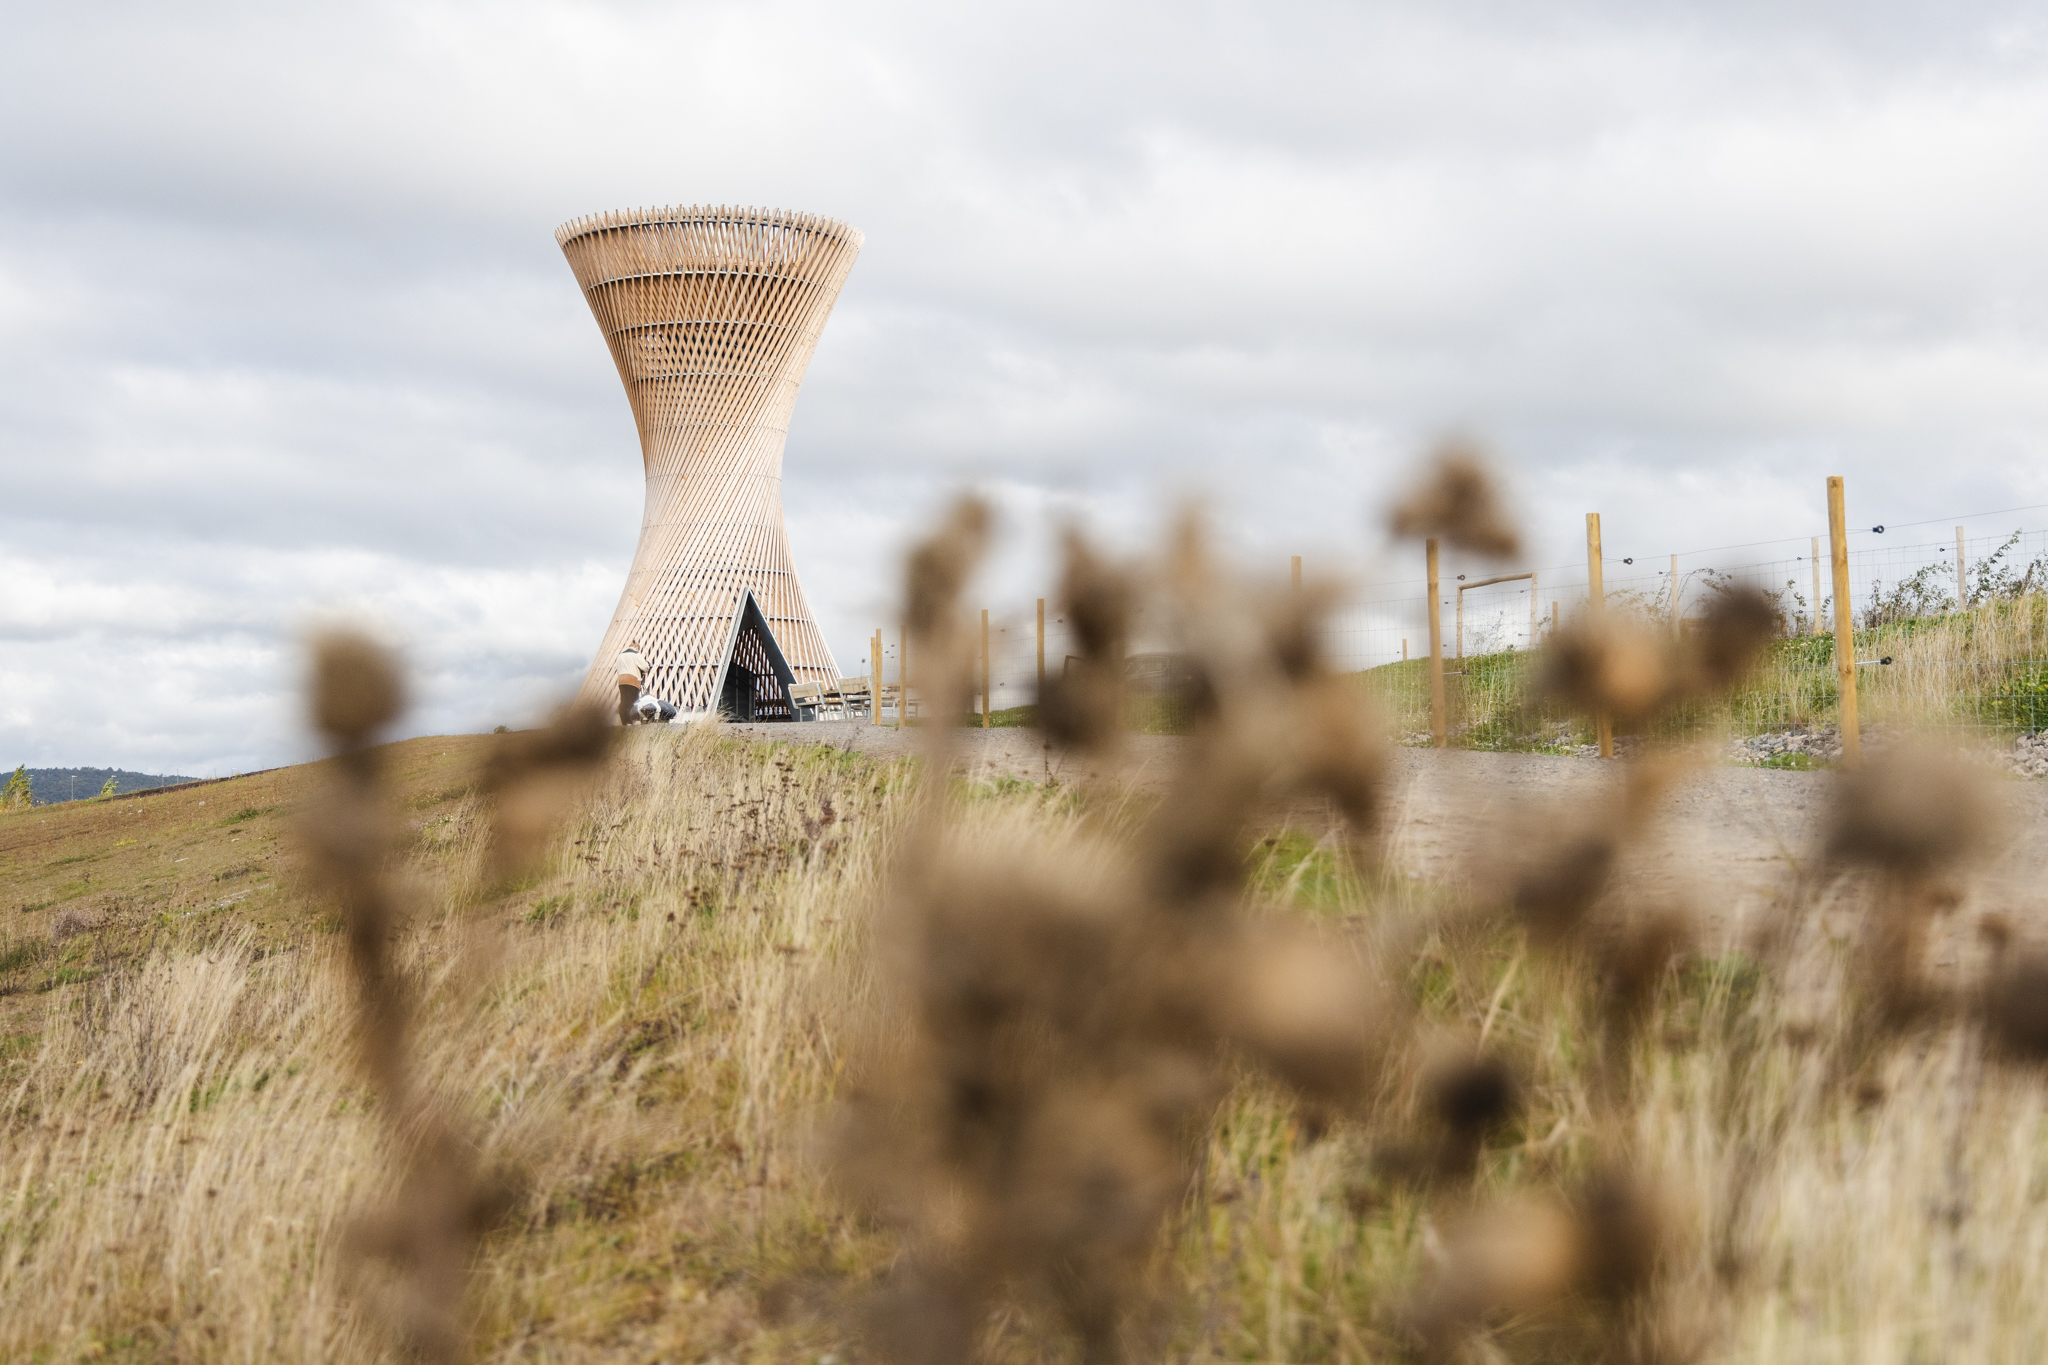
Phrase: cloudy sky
[{"left": 5, "top": 0, "right": 2047, "bottom": 774}]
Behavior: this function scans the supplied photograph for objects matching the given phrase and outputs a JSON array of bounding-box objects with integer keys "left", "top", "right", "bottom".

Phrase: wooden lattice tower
[{"left": 557, "top": 204, "right": 862, "bottom": 717}]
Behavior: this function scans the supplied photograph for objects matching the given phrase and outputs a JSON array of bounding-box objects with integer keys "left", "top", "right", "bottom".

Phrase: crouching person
[
  {"left": 634, "top": 694, "right": 679, "bottom": 724},
  {"left": 615, "top": 641, "right": 648, "bottom": 724}
]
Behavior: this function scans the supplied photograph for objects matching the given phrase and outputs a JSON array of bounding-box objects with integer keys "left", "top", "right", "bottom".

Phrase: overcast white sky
[{"left": 5, "top": 0, "right": 2047, "bottom": 774}]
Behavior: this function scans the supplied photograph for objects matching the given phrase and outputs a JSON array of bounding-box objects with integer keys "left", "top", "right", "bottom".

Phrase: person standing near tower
[{"left": 614, "top": 641, "right": 648, "bottom": 725}]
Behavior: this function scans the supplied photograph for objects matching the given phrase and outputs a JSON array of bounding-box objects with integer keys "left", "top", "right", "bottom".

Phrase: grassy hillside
[
  {"left": 5, "top": 724, "right": 2048, "bottom": 1362},
  {"left": 13, "top": 769, "right": 203, "bottom": 806}
]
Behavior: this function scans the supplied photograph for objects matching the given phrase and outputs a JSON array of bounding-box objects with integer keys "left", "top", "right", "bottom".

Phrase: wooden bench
[{"left": 786, "top": 680, "right": 826, "bottom": 718}]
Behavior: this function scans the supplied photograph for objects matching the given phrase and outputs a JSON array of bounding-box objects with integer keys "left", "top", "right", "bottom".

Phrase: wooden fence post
[
  {"left": 871, "top": 630, "right": 882, "bottom": 725},
  {"left": 1426, "top": 539, "right": 1447, "bottom": 748},
  {"left": 1402, "top": 638, "right": 1408, "bottom": 662},
  {"left": 981, "top": 608, "right": 991, "bottom": 730},
  {"left": 1587, "top": 513, "right": 1612, "bottom": 758},
  {"left": 1528, "top": 571, "right": 1539, "bottom": 646},
  {"left": 1811, "top": 537, "right": 1824, "bottom": 636},
  {"left": 1455, "top": 582, "right": 1464, "bottom": 661},
  {"left": 1551, "top": 600, "right": 1559, "bottom": 636},
  {"left": 1827, "top": 477, "right": 1860, "bottom": 767},
  {"left": 1036, "top": 597, "right": 1046, "bottom": 703},
  {"left": 1956, "top": 527, "right": 1967, "bottom": 608}
]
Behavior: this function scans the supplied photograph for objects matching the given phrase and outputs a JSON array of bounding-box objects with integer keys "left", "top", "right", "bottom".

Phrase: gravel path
[{"left": 722, "top": 722, "right": 2048, "bottom": 944}]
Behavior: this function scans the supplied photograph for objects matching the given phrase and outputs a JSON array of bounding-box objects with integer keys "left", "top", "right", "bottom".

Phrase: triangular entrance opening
[{"left": 711, "top": 591, "right": 799, "bottom": 722}]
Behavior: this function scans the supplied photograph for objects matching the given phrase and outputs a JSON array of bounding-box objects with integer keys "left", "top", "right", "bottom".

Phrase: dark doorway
[
  {"left": 721, "top": 660, "right": 760, "bottom": 721},
  {"left": 715, "top": 592, "right": 799, "bottom": 721}
]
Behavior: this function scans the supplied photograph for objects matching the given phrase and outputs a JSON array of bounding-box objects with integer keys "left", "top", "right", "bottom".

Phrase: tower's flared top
[{"left": 555, "top": 204, "right": 863, "bottom": 289}]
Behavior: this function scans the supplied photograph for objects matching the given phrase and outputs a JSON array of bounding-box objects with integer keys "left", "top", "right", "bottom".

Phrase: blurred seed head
[
  {"left": 1825, "top": 741, "right": 1999, "bottom": 879},
  {"left": 1387, "top": 439, "right": 1523, "bottom": 559},
  {"left": 1990, "top": 945, "right": 2048, "bottom": 1064},
  {"left": 1288, "top": 676, "right": 1389, "bottom": 830},
  {"left": 308, "top": 628, "right": 406, "bottom": 750},
  {"left": 1038, "top": 531, "right": 1137, "bottom": 755},
  {"left": 1057, "top": 528, "right": 1134, "bottom": 659},
  {"left": 1409, "top": 1172, "right": 1664, "bottom": 1352},
  {"left": 1006, "top": 1087, "right": 1181, "bottom": 1263},
  {"left": 480, "top": 703, "right": 615, "bottom": 881},
  {"left": 1216, "top": 923, "right": 1386, "bottom": 1104},
  {"left": 1511, "top": 832, "right": 1618, "bottom": 945},
  {"left": 1430, "top": 1053, "right": 1519, "bottom": 1138},
  {"left": 1573, "top": 1170, "right": 1665, "bottom": 1301},
  {"left": 1540, "top": 617, "right": 1674, "bottom": 727},
  {"left": 1682, "top": 585, "right": 1779, "bottom": 693},
  {"left": 1423, "top": 1050, "right": 1521, "bottom": 1180},
  {"left": 1410, "top": 1194, "right": 1586, "bottom": 1344},
  {"left": 1602, "top": 911, "right": 1693, "bottom": 1040},
  {"left": 905, "top": 495, "right": 992, "bottom": 642}
]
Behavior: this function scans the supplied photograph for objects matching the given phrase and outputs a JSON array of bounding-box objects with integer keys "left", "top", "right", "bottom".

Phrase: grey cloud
[{"left": 5, "top": 0, "right": 2047, "bottom": 770}]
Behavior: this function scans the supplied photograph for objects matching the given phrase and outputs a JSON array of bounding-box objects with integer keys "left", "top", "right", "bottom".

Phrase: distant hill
[{"left": 16, "top": 767, "right": 201, "bottom": 805}]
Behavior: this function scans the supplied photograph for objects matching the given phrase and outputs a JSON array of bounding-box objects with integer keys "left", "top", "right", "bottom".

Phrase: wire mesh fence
[
  {"left": 1325, "top": 524, "right": 2048, "bottom": 752},
  {"left": 860, "top": 518, "right": 2048, "bottom": 751}
]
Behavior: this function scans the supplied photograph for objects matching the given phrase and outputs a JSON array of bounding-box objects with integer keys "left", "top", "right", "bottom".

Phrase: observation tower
[{"left": 557, "top": 204, "right": 861, "bottom": 719}]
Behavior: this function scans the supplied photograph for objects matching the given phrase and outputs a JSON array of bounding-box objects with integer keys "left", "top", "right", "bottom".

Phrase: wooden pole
[
  {"left": 1426, "top": 539, "right": 1447, "bottom": 748},
  {"left": 1828, "top": 477, "right": 1860, "bottom": 767},
  {"left": 1551, "top": 600, "right": 1559, "bottom": 636},
  {"left": 1811, "top": 537, "right": 1824, "bottom": 636},
  {"left": 1669, "top": 554, "right": 1680, "bottom": 639},
  {"left": 871, "top": 629, "right": 882, "bottom": 725},
  {"left": 1587, "top": 513, "right": 1612, "bottom": 758},
  {"left": 1036, "top": 597, "right": 1046, "bottom": 703},
  {"left": 1455, "top": 581, "right": 1464, "bottom": 660},
  {"left": 1529, "top": 571, "right": 1539, "bottom": 647},
  {"left": 1956, "top": 526, "right": 1968, "bottom": 609},
  {"left": 1402, "top": 638, "right": 1408, "bottom": 662},
  {"left": 981, "top": 608, "right": 991, "bottom": 730}
]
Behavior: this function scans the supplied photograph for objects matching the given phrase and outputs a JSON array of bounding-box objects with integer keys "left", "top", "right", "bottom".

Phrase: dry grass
[
  {"left": 8, "top": 478, "right": 2048, "bottom": 1362},
  {"left": 0, "top": 727, "right": 911, "bottom": 1361},
  {"left": 6, "top": 718, "right": 2048, "bottom": 1360}
]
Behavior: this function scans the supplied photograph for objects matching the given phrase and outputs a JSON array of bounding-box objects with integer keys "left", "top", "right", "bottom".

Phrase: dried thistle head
[
  {"left": 1572, "top": 1170, "right": 1664, "bottom": 1302},
  {"left": 1429, "top": 1053, "right": 1519, "bottom": 1139},
  {"left": 1984, "top": 948, "right": 2048, "bottom": 1062},
  {"left": 480, "top": 703, "right": 615, "bottom": 881},
  {"left": 1387, "top": 438, "right": 1522, "bottom": 558},
  {"left": 1408, "top": 1172, "right": 1664, "bottom": 1352},
  {"left": 1057, "top": 528, "right": 1134, "bottom": 659},
  {"left": 1214, "top": 922, "right": 1387, "bottom": 1104},
  {"left": 905, "top": 495, "right": 992, "bottom": 643},
  {"left": 1423, "top": 1050, "right": 1521, "bottom": 1180},
  {"left": 1287, "top": 675, "right": 1388, "bottom": 830},
  {"left": 1508, "top": 831, "right": 1619, "bottom": 945},
  {"left": 1601, "top": 910, "right": 1693, "bottom": 1040},
  {"left": 1038, "top": 530, "right": 1137, "bottom": 754},
  {"left": 308, "top": 628, "right": 406, "bottom": 751},
  {"left": 1538, "top": 616, "right": 1673, "bottom": 727},
  {"left": 1682, "top": 584, "right": 1779, "bottom": 693},
  {"left": 1825, "top": 741, "right": 1999, "bottom": 879},
  {"left": 1490, "top": 757, "right": 1683, "bottom": 947},
  {"left": 1408, "top": 1193, "right": 1587, "bottom": 1345}
]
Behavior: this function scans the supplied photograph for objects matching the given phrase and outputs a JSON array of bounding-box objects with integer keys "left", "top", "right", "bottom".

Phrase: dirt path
[{"left": 723, "top": 722, "right": 2048, "bottom": 946}]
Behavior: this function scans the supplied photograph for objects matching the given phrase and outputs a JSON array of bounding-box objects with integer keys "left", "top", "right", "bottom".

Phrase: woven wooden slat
[{"left": 557, "top": 205, "right": 863, "bottom": 715}]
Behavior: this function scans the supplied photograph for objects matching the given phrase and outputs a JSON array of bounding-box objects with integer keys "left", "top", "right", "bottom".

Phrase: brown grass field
[
  {"left": 4, "top": 714, "right": 2048, "bottom": 1364},
  {"left": 7, "top": 479, "right": 2048, "bottom": 1364}
]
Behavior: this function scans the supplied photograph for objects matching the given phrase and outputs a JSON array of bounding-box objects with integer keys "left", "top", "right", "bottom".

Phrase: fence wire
[{"left": 871, "top": 523, "right": 2048, "bottom": 751}]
